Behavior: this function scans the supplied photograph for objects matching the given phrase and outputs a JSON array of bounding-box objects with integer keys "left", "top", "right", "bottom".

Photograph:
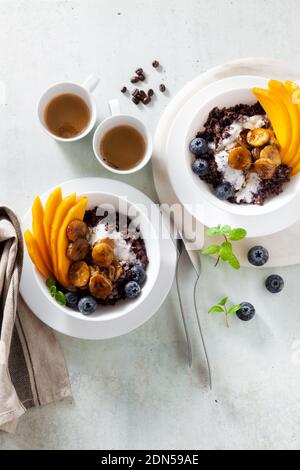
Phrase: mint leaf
[
  {"left": 46, "top": 279, "right": 67, "bottom": 307},
  {"left": 209, "top": 297, "right": 241, "bottom": 327},
  {"left": 207, "top": 225, "right": 222, "bottom": 237},
  {"left": 219, "top": 242, "right": 233, "bottom": 261},
  {"left": 46, "top": 278, "right": 56, "bottom": 289},
  {"left": 205, "top": 224, "right": 247, "bottom": 270},
  {"left": 208, "top": 306, "right": 224, "bottom": 314},
  {"left": 228, "top": 305, "right": 242, "bottom": 315},
  {"left": 228, "top": 228, "right": 247, "bottom": 241},
  {"left": 227, "top": 253, "right": 241, "bottom": 270},
  {"left": 55, "top": 291, "right": 66, "bottom": 306},
  {"left": 219, "top": 297, "right": 229, "bottom": 306},
  {"left": 221, "top": 225, "right": 232, "bottom": 236},
  {"left": 202, "top": 244, "right": 220, "bottom": 256},
  {"left": 50, "top": 285, "right": 57, "bottom": 297}
]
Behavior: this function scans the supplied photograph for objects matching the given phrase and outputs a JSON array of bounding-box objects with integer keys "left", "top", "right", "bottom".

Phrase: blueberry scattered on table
[
  {"left": 248, "top": 246, "right": 269, "bottom": 267},
  {"left": 214, "top": 182, "right": 233, "bottom": 200},
  {"left": 78, "top": 296, "right": 97, "bottom": 315},
  {"left": 236, "top": 302, "right": 256, "bottom": 322},
  {"left": 265, "top": 275, "right": 284, "bottom": 294},
  {"left": 130, "top": 266, "right": 146, "bottom": 285},
  {"left": 125, "top": 281, "right": 141, "bottom": 299},
  {"left": 65, "top": 292, "right": 79, "bottom": 310},
  {"left": 192, "top": 158, "right": 209, "bottom": 177},
  {"left": 189, "top": 138, "right": 209, "bottom": 157}
]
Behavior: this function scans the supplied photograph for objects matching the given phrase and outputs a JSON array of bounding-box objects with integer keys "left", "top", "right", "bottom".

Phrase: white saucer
[
  {"left": 20, "top": 178, "right": 177, "bottom": 340},
  {"left": 153, "top": 58, "right": 300, "bottom": 267},
  {"left": 167, "top": 75, "right": 300, "bottom": 238}
]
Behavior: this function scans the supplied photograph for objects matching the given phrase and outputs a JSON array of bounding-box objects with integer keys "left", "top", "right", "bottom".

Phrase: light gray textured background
[{"left": 1, "top": 0, "right": 300, "bottom": 451}]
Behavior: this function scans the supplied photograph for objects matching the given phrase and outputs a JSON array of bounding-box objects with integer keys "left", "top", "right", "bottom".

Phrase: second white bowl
[{"left": 167, "top": 75, "right": 300, "bottom": 236}]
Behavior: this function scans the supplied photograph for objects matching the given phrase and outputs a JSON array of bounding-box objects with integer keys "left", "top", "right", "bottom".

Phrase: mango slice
[
  {"left": 32, "top": 196, "right": 52, "bottom": 272},
  {"left": 44, "top": 187, "right": 62, "bottom": 250},
  {"left": 50, "top": 193, "right": 77, "bottom": 278},
  {"left": 291, "top": 155, "right": 300, "bottom": 175},
  {"left": 253, "top": 80, "right": 300, "bottom": 174},
  {"left": 269, "top": 80, "right": 298, "bottom": 165},
  {"left": 24, "top": 229, "right": 52, "bottom": 279},
  {"left": 252, "top": 87, "right": 290, "bottom": 157},
  {"left": 57, "top": 197, "right": 88, "bottom": 288},
  {"left": 284, "top": 81, "right": 300, "bottom": 174}
]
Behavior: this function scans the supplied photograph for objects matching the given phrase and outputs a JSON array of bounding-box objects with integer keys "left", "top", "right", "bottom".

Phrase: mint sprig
[
  {"left": 203, "top": 225, "right": 247, "bottom": 270},
  {"left": 46, "top": 278, "right": 67, "bottom": 306},
  {"left": 209, "top": 297, "right": 241, "bottom": 328}
]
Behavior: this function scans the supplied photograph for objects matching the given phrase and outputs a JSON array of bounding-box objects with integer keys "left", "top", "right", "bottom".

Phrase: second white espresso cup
[
  {"left": 37, "top": 75, "right": 99, "bottom": 142},
  {"left": 93, "top": 99, "right": 153, "bottom": 175}
]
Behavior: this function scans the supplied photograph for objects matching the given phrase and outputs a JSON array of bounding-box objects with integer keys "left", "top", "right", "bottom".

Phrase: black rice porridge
[
  {"left": 194, "top": 103, "right": 291, "bottom": 205},
  {"left": 62, "top": 208, "right": 149, "bottom": 306}
]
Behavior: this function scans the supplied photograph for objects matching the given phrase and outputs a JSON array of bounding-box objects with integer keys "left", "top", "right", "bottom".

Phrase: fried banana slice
[
  {"left": 69, "top": 261, "right": 90, "bottom": 288},
  {"left": 260, "top": 145, "right": 281, "bottom": 166},
  {"left": 252, "top": 148, "right": 261, "bottom": 161},
  {"left": 89, "top": 272, "right": 113, "bottom": 299},
  {"left": 254, "top": 158, "right": 277, "bottom": 179},
  {"left": 92, "top": 243, "right": 114, "bottom": 267},
  {"left": 67, "top": 239, "right": 91, "bottom": 262},
  {"left": 99, "top": 237, "right": 115, "bottom": 249},
  {"left": 247, "top": 128, "right": 270, "bottom": 147},
  {"left": 238, "top": 129, "right": 252, "bottom": 149},
  {"left": 228, "top": 146, "right": 252, "bottom": 171},
  {"left": 66, "top": 219, "right": 88, "bottom": 242},
  {"left": 108, "top": 263, "right": 123, "bottom": 282},
  {"left": 267, "top": 129, "right": 280, "bottom": 147}
]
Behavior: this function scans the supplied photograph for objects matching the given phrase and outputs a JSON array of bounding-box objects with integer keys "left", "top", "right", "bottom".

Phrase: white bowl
[
  {"left": 185, "top": 85, "right": 300, "bottom": 216},
  {"left": 167, "top": 75, "right": 300, "bottom": 237},
  {"left": 33, "top": 191, "right": 160, "bottom": 322},
  {"left": 20, "top": 178, "right": 177, "bottom": 339}
]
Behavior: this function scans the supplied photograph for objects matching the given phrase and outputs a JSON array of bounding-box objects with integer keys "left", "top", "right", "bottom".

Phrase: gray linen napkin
[{"left": 0, "top": 206, "right": 71, "bottom": 433}]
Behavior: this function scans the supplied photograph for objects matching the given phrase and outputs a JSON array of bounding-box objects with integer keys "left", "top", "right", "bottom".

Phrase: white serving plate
[
  {"left": 167, "top": 75, "right": 300, "bottom": 238},
  {"left": 20, "top": 178, "right": 177, "bottom": 340}
]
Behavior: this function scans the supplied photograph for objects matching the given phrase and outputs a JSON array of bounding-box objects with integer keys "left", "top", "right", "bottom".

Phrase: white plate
[
  {"left": 20, "top": 178, "right": 177, "bottom": 340},
  {"left": 167, "top": 75, "right": 300, "bottom": 237}
]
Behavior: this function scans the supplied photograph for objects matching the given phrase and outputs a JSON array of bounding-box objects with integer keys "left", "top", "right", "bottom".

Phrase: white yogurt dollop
[
  {"left": 215, "top": 150, "right": 245, "bottom": 191},
  {"left": 90, "top": 223, "right": 137, "bottom": 263},
  {"left": 212, "top": 115, "right": 267, "bottom": 203},
  {"left": 235, "top": 173, "right": 261, "bottom": 204}
]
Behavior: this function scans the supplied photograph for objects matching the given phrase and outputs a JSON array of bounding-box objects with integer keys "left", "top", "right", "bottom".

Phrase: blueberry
[
  {"left": 131, "top": 266, "right": 147, "bottom": 285},
  {"left": 189, "top": 138, "right": 209, "bottom": 157},
  {"left": 124, "top": 281, "right": 141, "bottom": 299},
  {"left": 78, "top": 296, "right": 97, "bottom": 315},
  {"left": 192, "top": 158, "right": 209, "bottom": 177},
  {"left": 248, "top": 246, "right": 269, "bottom": 267},
  {"left": 265, "top": 275, "right": 284, "bottom": 294},
  {"left": 214, "top": 182, "right": 233, "bottom": 200},
  {"left": 236, "top": 302, "right": 256, "bottom": 322},
  {"left": 65, "top": 292, "right": 79, "bottom": 310}
]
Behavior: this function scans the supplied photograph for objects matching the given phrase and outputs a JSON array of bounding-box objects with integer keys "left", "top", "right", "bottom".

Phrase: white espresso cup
[
  {"left": 37, "top": 75, "right": 99, "bottom": 142},
  {"left": 93, "top": 99, "right": 153, "bottom": 175}
]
